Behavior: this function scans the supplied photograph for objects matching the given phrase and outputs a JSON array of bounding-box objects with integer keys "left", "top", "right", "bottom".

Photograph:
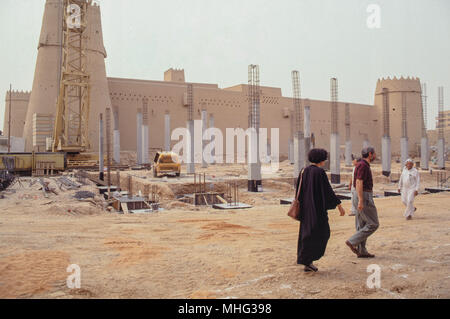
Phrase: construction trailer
[{"left": 0, "top": 152, "right": 66, "bottom": 175}]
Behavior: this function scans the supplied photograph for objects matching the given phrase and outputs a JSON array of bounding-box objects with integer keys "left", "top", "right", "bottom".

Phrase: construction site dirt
[{"left": 0, "top": 160, "right": 449, "bottom": 299}]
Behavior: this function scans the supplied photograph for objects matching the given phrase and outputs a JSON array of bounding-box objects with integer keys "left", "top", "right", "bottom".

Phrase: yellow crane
[{"left": 53, "top": 0, "right": 91, "bottom": 154}]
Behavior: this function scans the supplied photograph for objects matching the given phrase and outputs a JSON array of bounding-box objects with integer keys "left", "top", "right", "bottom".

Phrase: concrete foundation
[
  {"left": 345, "top": 140, "right": 352, "bottom": 167},
  {"left": 382, "top": 136, "right": 391, "bottom": 177},
  {"left": 186, "top": 120, "right": 195, "bottom": 174},
  {"left": 136, "top": 112, "right": 143, "bottom": 165},
  {"left": 400, "top": 137, "right": 409, "bottom": 166},
  {"left": 330, "top": 133, "right": 340, "bottom": 184},
  {"left": 437, "top": 138, "right": 445, "bottom": 169},
  {"left": 420, "top": 137, "right": 429, "bottom": 170},
  {"left": 164, "top": 113, "right": 171, "bottom": 152},
  {"left": 113, "top": 130, "right": 120, "bottom": 164},
  {"left": 293, "top": 134, "right": 305, "bottom": 178},
  {"left": 213, "top": 202, "right": 253, "bottom": 210}
]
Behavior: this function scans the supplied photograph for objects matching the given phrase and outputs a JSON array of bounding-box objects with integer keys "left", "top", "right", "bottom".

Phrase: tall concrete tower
[
  {"left": 374, "top": 77, "right": 423, "bottom": 158},
  {"left": 22, "top": 0, "right": 112, "bottom": 152}
]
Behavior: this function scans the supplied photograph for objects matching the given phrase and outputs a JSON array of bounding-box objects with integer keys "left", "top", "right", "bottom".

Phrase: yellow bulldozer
[{"left": 153, "top": 152, "right": 181, "bottom": 178}]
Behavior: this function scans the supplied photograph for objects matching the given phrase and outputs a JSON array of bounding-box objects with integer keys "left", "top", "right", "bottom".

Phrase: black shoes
[{"left": 304, "top": 264, "right": 319, "bottom": 272}]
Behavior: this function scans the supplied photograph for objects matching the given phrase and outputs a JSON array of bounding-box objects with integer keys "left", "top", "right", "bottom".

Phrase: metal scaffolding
[
  {"left": 187, "top": 84, "right": 194, "bottom": 121},
  {"left": 401, "top": 92, "right": 408, "bottom": 138},
  {"left": 421, "top": 83, "right": 428, "bottom": 137},
  {"left": 247, "top": 64, "right": 262, "bottom": 192},
  {"left": 331, "top": 78, "right": 339, "bottom": 134},
  {"left": 248, "top": 65, "right": 261, "bottom": 130},
  {"left": 438, "top": 86, "right": 444, "bottom": 139},
  {"left": 291, "top": 71, "right": 303, "bottom": 137},
  {"left": 53, "top": 0, "right": 91, "bottom": 153},
  {"left": 142, "top": 97, "right": 149, "bottom": 124},
  {"left": 105, "top": 108, "right": 112, "bottom": 199}
]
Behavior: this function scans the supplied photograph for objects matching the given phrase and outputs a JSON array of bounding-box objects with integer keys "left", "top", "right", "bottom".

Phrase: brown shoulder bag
[{"left": 288, "top": 169, "right": 304, "bottom": 221}]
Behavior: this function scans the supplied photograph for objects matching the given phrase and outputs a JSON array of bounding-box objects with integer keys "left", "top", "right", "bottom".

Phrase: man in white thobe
[{"left": 398, "top": 159, "right": 420, "bottom": 220}]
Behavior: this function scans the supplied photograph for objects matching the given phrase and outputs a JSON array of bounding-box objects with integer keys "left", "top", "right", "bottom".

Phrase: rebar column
[
  {"left": 106, "top": 108, "right": 112, "bottom": 200},
  {"left": 142, "top": 98, "right": 150, "bottom": 165},
  {"left": 186, "top": 84, "right": 195, "bottom": 174},
  {"left": 420, "top": 83, "right": 429, "bottom": 170},
  {"left": 304, "top": 99, "right": 311, "bottom": 166},
  {"left": 248, "top": 65, "right": 262, "bottom": 192},
  {"left": 136, "top": 108, "right": 143, "bottom": 165},
  {"left": 437, "top": 86, "right": 445, "bottom": 169},
  {"left": 292, "top": 70, "right": 305, "bottom": 178},
  {"left": 381, "top": 88, "right": 391, "bottom": 177},
  {"left": 330, "top": 78, "right": 340, "bottom": 183},
  {"left": 344, "top": 103, "right": 352, "bottom": 167},
  {"left": 113, "top": 107, "right": 121, "bottom": 164}
]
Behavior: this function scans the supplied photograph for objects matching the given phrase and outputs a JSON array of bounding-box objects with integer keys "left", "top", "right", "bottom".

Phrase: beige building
[
  {"left": 2, "top": 91, "right": 30, "bottom": 139},
  {"left": 436, "top": 110, "right": 450, "bottom": 131},
  {"left": 3, "top": 70, "right": 428, "bottom": 159},
  {"left": 1, "top": 0, "right": 436, "bottom": 160}
]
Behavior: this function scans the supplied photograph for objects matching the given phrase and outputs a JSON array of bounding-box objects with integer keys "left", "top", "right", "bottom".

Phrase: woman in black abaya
[{"left": 295, "top": 149, "right": 346, "bottom": 272}]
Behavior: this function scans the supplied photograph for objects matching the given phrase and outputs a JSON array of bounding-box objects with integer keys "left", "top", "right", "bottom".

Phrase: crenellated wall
[
  {"left": 3, "top": 90, "right": 31, "bottom": 138},
  {"left": 374, "top": 76, "right": 424, "bottom": 157},
  {"left": 106, "top": 76, "right": 379, "bottom": 159}
]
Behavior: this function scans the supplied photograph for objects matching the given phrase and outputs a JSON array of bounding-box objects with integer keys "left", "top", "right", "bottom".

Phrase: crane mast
[{"left": 53, "top": 0, "right": 91, "bottom": 153}]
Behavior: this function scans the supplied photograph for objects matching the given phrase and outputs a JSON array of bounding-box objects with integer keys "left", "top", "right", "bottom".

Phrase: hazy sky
[{"left": 1, "top": 0, "right": 449, "bottom": 131}]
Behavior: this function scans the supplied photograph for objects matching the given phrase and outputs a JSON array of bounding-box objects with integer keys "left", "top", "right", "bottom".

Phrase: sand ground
[{"left": 0, "top": 161, "right": 449, "bottom": 299}]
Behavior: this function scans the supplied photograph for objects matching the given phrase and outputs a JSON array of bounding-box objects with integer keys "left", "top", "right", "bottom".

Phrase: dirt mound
[
  {"left": 40, "top": 203, "right": 102, "bottom": 217},
  {"left": 104, "top": 237, "right": 167, "bottom": 267},
  {"left": 0, "top": 250, "right": 70, "bottom": 298},
  {"left": 156, "top": 184, "right": 176, "bottom": 200}
]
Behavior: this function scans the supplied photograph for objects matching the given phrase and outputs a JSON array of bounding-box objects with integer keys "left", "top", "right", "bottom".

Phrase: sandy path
[{"left": 0, "top": 183, "right": 449, "bottom": 299}]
